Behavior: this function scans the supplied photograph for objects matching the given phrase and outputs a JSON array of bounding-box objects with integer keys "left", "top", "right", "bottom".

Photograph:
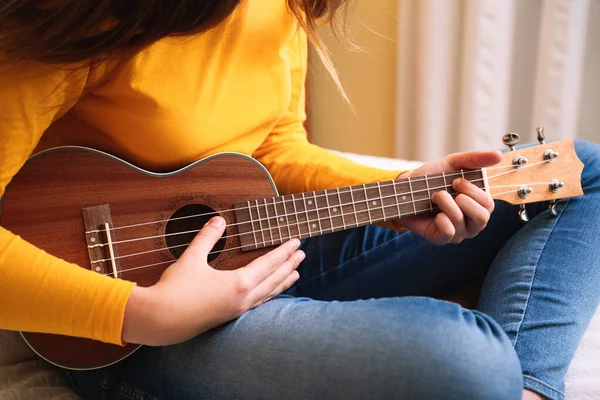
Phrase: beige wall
[
  {"left": 309, "top": 1, "right": 599, "bottom": 159},
  {"left": 307, "top": 0, "right": 399, "bottom": 158}
]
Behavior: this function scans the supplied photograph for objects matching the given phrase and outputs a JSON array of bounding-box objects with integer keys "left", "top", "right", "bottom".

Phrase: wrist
[{"left": 122, "top": 285, "right": 167, "bottom": 346}]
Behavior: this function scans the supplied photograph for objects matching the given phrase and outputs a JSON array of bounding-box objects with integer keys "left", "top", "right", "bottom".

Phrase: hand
[
  {"left": 122, "top": 216, "right": 304, "bottom": 346},
  {"left": 393, "top": 150, "right": 502, "bottom": 245}
]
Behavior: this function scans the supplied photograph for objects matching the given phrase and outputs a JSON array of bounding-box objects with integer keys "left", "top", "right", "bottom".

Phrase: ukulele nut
[
  {"left": 549, "top": 179, "right": 565, "bottom": 193},
  {"left": 518, "top": 185, "right": 533, "bottom": 199},
  {"left": 544, "top": 149, "right": 559, "bottom": 162},
  {"left": 513, "top": 155, "right": 528, "bottom": 168}
]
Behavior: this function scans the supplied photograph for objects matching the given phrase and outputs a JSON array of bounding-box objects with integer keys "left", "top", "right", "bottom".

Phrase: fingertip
[
  {"left": 207, "top": 216, "right": 225, "bottom": 228},
  {"left": 491, "top": 150, "right": 503, "bottom": 162}
]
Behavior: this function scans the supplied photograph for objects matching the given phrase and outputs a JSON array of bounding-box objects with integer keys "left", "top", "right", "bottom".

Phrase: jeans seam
[
  {"left": 99, "top": 371, "right": 158, "bottom": 400},
  {"left": 513, "top": 199, "right": 569, "bottom": 348},
  {"left": 294, "top": 231, "right": 403, "bottom": 290},
  {"left": 523, "top": 374, "right": 565, "bottom": 397},
  {"left": 62, "top": 371, "right": 92, "bottom": 400}
]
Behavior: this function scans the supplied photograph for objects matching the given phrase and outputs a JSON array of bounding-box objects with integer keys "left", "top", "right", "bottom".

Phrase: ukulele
[{"left": 0, "top": 130, "right": 584, "bottom": 370}]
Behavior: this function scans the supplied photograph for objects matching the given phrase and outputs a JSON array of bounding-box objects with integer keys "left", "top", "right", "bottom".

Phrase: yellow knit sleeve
[
  {"left": 0, "top": 62, "right": 135, "bottom": 345},
  {"left": 252, "top": 27, "right": 406, "bottom": 195}
]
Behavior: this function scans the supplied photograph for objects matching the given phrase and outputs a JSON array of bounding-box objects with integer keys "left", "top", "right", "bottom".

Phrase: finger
[
  {"left": 453, "top": 179, "right": 495, "bottom": 214},
  {"left": 248, "top": 250, "right": 304, "bottom": 305},
  {"left": 250, "top": 270, "right": 300, "bottom": 309},
  {"left": 237, "top": 239, "right": 301, "bottom": 288},
  {"left": 180, "top": 217, "right": 226, "bottom": 262},
  {"left": 432, "top": 212, "right": 456, "bottom": 245},
  {"left": 445, "top": 150, "right": 503, "bottom": 170},
  {"left": 454, "top": 194, "right": 491, "bottom": 238},
  {"left": 432, "top": 191, "right": 467, "bottom": 239}
]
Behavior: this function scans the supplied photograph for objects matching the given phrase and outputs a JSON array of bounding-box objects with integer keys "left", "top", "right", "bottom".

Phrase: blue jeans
[{"left": 65, "top": 140, "right": 600, "bottom": 400}]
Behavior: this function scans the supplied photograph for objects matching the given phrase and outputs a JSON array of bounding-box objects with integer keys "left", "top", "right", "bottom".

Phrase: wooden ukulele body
[{"left": 0, "top": 147, "right": 275, "bottom": 370}]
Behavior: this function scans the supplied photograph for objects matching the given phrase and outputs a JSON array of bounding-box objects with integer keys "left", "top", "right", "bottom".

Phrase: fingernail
[
  {"left": 290, "top": 238, "right": 301, "bottom": 247},
  {"left": 297, "top": 251, "right": 305, "bottom": 261},
  {"left": 209, "top": 217, "right": 225, "bottom": 227}
]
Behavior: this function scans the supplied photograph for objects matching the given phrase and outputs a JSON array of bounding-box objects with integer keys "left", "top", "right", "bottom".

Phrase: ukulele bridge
[{"left": 82, "top": 204, "right": 122, "bottom": 278}]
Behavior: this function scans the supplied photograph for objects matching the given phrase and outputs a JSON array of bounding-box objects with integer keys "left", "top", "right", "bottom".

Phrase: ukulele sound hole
[{"left": 165, "top": 204, "right": 226, "bottom": 262}]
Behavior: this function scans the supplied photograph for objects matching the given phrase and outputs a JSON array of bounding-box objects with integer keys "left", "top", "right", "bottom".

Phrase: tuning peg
[
  {"left": 549, "top": 200, "right": 558, "bottom": 216},
  {"left": 536, "top": 127, "right": 546, "bottom": 144},
  {"left": 502, "top": 133, "right": 520, "bottom": 151},
  {"left": 518, "top": 204, "right": 529, "bottom": 222}
]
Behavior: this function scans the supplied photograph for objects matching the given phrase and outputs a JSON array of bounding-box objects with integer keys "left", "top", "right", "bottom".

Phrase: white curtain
[{"left": 395, "top": 0, "right": 600, "bottom": 161}]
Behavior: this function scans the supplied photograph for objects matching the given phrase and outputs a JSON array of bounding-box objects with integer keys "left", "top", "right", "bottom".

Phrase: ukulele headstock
[{"left": 486, "top": 129, "right": 583, "bottom": 221}]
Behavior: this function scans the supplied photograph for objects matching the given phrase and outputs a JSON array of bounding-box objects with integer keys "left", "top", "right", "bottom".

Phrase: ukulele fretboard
[{"left": 234, "top": 170, "right": 485, "bottom": 250}]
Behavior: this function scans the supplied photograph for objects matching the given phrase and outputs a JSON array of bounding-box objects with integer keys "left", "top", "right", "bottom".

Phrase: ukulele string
[
  {"left": 89, "top": 163, "right": 525, "bottom": 234},
  {"left": 99, "top": 181, "right": 554, "bottom": 272},
  {"left": 97, "top": 188, "right": 464, "bottom": 263},
  {"left": 92, "top": 160, "right": 552, "bottom": 248}
]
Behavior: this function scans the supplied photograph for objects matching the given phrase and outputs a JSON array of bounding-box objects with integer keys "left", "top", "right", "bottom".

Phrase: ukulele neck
[{"left": 234, "top": 169, "right": 486, "bottom": 250}]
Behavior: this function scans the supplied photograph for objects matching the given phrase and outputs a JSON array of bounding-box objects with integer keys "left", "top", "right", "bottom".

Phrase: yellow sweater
[{"left": 0, "top": 1, "right": 401, "bottom": 345}]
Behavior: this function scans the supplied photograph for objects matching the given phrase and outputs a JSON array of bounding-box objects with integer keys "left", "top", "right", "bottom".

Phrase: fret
[
  {"left": 362, "top": 184, "right": 373, "bottom": 224},
  {"left": 281, "top": 195, "right": 293, "bottom": 239},
  {"left": 301, "top": 193, "right": 313, "bottom": 237},
  {"left": 336, "top": 188, "right": 347, "bottom": 229},
  {"left": 424, "top": 175, "right": 433, "bottom": 211},
  {"left": 407, "top": 177, "right": 418, "bottom": 215},
  {"left": 324, "top": 189, "right": 335, "bottom": 233},
  {"left": 463, "top": 170, "right": 486, "bottom": 190},
  {"left": 263, "top": 198, "right": 275, "bottom": 245},
  {"left": 376, "top": 182, "right": 386, "bottom": 220},
  {"left": 366, "top": 183, "right": 384, "bottom": 221},
  {"left": 291, "top": 194, "right": 303, "bottom": 239},
  {"left": 271, "top": 197, "right": 285, "bottom": 243},
  {"left": 255, "top": 199, "right": 267, "bottom": 246},
  {"left": 312, "top": 191, "right": 324, "bottom": 234},
  {"left": 442, "top": 172, "right": 446, "bottom": 189},
  {"left": 380, "top": 181, "right": 400, "bottom": 221},
  {"left": 442, "top": 172, "right": 457, "bottom": 196},
  {"left": 392, "top": 181, "right": 402, "bottom": 219},
  {"left": 347, "top": 186, "right": 360, "bottom": 227},
  {"left": 246, "top": 201, "right": 259, "bottom": 250}
]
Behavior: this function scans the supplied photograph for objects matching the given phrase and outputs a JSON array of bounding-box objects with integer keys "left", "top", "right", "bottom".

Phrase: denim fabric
[{"left": 67, "top": 140, "right": 600, "bottom": 400}]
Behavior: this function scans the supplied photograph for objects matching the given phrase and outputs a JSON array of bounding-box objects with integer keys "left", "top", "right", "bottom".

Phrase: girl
[{"left": 1, "top": 1, "right": 599, "bottom": 399}]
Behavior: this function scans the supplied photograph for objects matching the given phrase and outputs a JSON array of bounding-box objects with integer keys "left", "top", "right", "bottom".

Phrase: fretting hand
[
  {"left": 393, "top": 150, "right": 503, "bottom": 245},
  {"left": 122, "top": 216, "right": 304, "bottom": 346}
]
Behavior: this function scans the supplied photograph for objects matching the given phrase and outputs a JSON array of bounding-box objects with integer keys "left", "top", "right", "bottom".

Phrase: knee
[
  {"left": 441, "top": 310, "right": 524, "bottom": 399},
  {"left": 574, "top": 140, "right": 600, "bottom": 188},
  {"left": 386, "top": 303, "right": 523, "bottom": 399}
]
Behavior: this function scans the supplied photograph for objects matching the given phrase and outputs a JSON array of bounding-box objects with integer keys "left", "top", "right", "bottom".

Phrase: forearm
[
  {"left": 0, "top": 227, "right": 135, "bottom": 345},
  {"left": 254, "top": 138, "right": 404, "bottom": 194}
]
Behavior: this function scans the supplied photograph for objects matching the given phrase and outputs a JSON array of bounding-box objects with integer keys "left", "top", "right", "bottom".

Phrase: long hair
[{"left": 0, "top": 0, "right": 349, "bottom": 97}]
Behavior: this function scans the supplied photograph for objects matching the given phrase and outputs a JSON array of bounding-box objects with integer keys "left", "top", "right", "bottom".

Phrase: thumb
[
  {"left": 445, "top": 150, "right": 503, "bottom": 170},
  {"left": 180, "top": 216, "right": 226, "bottom": 262}
]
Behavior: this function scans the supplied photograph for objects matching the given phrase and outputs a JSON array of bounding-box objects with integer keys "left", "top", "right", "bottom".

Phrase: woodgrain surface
[
  {"left": 489, "top": 140, "right": 584, "bottom": 204},
  {"left": 0, "top": 148, "right": 275, "bottom": 369}
]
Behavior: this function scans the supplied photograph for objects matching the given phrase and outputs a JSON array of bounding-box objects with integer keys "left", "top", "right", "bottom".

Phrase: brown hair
[{"left": 0, "top": 0, "right": 349, "bottom": 96}]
